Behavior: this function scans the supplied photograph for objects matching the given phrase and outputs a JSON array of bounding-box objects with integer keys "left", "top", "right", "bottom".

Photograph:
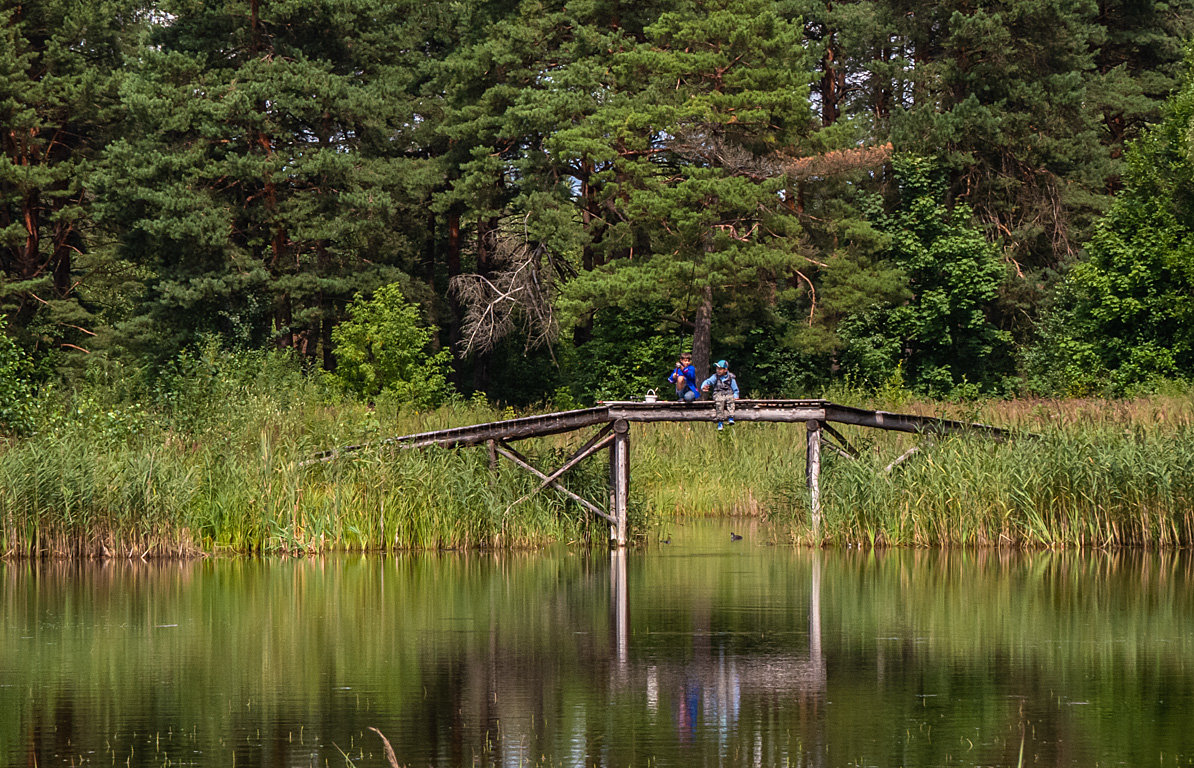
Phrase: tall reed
[
  {"left": 0, "top": 351, "right": 609, "bottom": 557},
  {"left": 5, "top": 348, "right": 1194, "bottom": 556},
  {"left": 766, "top": 417, "right": 1194, "bottom": 548}
]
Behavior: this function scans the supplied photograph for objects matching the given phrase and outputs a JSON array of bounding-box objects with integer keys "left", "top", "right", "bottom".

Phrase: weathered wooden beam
[
  {"left": 606, "top": 399, "right": 828, "bottom": 407},
  {"left": 806, "top": 420, "right": 822, "bottom": 535},
  {"left": 884, "top": 440, "right": 935, "bottom": 473},
  {"left": 607, "top": 401, "right": 827, "bottom": 423},
  {"left": 823, "top": 403, "right": 1015, "bottom": 441},
  {"left": 821, "top": 422, "right": 859, "bottom": 457},
  {"left": 302, "top": 407, "right": 614, "bottom": 463},
  {"left": 385, "top": 406, "right": 612, "bottom": 450},
  {"left": 611, "top": 420, "right": 630, "bottom": 547},
  {"left": 493, "top": 442, "right": 615, "bottom": 525}
]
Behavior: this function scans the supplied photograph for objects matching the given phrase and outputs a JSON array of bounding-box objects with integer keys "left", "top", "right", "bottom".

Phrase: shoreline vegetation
[
  {"left": 3, "top": 351, "right": 1194, "bottom": 559},
  {"left": 7, "top": 3, "right": 1194, "bottom": 562}
]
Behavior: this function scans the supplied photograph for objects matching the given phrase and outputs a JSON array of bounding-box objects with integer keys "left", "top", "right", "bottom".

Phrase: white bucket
[{"left": 644, "top": 388, "right": 658, "bottom": 403}]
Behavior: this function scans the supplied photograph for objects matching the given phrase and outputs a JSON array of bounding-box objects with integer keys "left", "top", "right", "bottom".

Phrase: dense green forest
[{"left": 4, "top": 0, "right": 1194, "bottom": 420}]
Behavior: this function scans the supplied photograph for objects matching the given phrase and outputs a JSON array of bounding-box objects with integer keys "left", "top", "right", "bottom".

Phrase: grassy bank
[
  {"left": 764, "top": 395, "right": 1194, "bottom": 548},
  {"left": 3, "top": 349, "right": 1194, "bottom": 555},
  {"left": 0, "top": 351, "right": 613, "bottom": 558}
]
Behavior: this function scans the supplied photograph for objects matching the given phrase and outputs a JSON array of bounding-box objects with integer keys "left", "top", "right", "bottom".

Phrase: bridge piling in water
[
  {"left": 610, "top": 420, "right": 630, "bottom": 546},
  {"left": 806, "top": 420, "right": 822, "bottom": 536}
]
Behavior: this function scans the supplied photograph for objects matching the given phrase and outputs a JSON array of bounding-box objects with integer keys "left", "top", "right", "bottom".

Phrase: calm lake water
[{"left": 3, "top": 519, "right": 1194, "bottom": 768}]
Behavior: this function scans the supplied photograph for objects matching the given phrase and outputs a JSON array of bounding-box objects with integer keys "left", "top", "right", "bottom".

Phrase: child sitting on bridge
[
  {"left": 700, "top": 360, "right": 739, "bottom": 430},
  {"left": 668, "top": 352, "right": 699, "bottom": 403}
]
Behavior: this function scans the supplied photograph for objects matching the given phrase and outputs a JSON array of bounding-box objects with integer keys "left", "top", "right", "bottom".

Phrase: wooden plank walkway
[
  {"left": 313, "top": 399, "right": 1013, "bottom": 453},
  {"left": 308, "top": 399, "right": 1019, "bottom": 546}
]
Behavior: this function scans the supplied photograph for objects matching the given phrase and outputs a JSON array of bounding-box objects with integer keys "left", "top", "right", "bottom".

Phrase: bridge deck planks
[
  {"left": 381, "top": 399, "right": 1014, "bottom": 449},
  {"left": 311, "top": 399, "right": 1016, "bottom": 461}
]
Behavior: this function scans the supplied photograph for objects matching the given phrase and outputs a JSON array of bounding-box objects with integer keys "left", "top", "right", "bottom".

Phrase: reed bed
[
  {"left": 766, "top": 412, "right": 1194, "bottom": 548},
  {"left": 3, "top": 349, "right": 1194, "bottom": 556},
  {"left": 632, "top": 421, "right": 805, "bottom": 517},
  {"left": 0, "top": 424, "right": 610, "bottom": 557},
  {"left": 0, "top": 353, "right": 609, "bottom": 558}
]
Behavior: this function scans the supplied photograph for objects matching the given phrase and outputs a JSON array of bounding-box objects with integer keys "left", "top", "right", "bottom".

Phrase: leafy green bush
[
  {"left": 0, "top": 316, "right": 34, "bottom": 435},
  {"left": 839, "top": 155, "right": 1014, "bottom": 395},
  {"left": 331, "top": 284, "right": 453, "bottom": 406},
  {"left": 562, "top": 304, "right": 684, "bottom": 403}
]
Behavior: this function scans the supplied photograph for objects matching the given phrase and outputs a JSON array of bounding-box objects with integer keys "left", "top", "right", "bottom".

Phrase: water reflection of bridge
[
  {"left": 609, "top": 549, "right": 828, "bottom": 765},
  {"left": 312, "top": 399, "right": 1019, "bottom": 545}
]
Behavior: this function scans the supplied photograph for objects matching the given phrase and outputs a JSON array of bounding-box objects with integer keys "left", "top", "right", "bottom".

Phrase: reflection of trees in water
[
  {"left": 9, "top": 550, "right": 1194, "bottom": 766},
  {"left": 7, "top": 552, "right": 829, "bottom": 768},
  {"left": 22, "top": 685, "right": 76, "bottom": 768}
]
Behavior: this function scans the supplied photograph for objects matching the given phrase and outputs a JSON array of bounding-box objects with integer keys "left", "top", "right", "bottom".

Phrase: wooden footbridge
[{"left": 311, "top": 399, "right": 1018, "bottom": 546}]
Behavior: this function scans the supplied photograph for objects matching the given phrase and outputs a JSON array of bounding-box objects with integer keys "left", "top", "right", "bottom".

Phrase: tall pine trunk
[
  {"left": 820, "top": 31, "right": 842, "bottom": 126},
  {"left": 692, "top": 285, "right": 713, "bottom": 382},
  {"left": 446, "top": 210, "right": 462, "bottom": 375}
]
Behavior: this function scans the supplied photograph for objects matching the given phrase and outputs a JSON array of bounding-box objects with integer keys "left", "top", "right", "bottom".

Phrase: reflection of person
[
  {"left": 700, "top": 360, "right": 739, "bottom": 430},
  {"left": 675, "top": 678, "right": 701, "bottom": 744},
  {"left": 668, "top": 352, "right": 699, "bottom": 403}
]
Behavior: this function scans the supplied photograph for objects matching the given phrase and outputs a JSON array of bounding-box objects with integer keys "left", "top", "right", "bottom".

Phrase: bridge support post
[
  {"left": 610, "top": 419, "right": 630, "bottom": 547},
  {"left": 806, "top": 419, "right": 822, "bottom": 536}
]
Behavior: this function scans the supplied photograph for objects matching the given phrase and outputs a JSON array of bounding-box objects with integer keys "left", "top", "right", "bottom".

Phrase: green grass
[
  {"left": 764, "top": 399, "right": 1194, "bottom": 548},
  {"left": 4, "top": 349, "right": 1194, "bottom": 556},
  {"left": 0, "top": 351, "right": 610, "bottom": 557}
]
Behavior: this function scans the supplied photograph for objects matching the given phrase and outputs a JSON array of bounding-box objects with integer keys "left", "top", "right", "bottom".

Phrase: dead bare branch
[
  {"left": 449, "top": 218, "right": 564, "bottom": 358},
  {"left": 669, "top": 126, "right": 784, "bottom": 179},
  {"left": 794, "top": 269, "right": 817, "bottom": 326},
  {"left": 778, "top": 142, "right": 892, "bottom": 181}
]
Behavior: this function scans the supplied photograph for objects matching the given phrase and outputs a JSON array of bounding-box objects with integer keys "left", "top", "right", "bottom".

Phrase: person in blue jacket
[
  {"left": 668, "top": 352, "right": 699, "bottom": 403},
  {"left": 700, "top": 360, "right": 739, "bottom": 430}
]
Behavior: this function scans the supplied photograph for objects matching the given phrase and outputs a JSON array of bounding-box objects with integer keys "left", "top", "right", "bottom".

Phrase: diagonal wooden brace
[
  {"left": 821, "top": 422, "right": 859, "bottom": 458},
  {"left": 506, "top": 425, "right": 616, "bottom": 509},
  {"left": 493, "top": 441, "right": 616, "bottom": 525},
  {"left": 822, "top": 441, "right": 855, "bottom": 461},
  {"left": 537, "top": 423, "right": 616, "bottom": 491},
  {"left": 884, "top": 438, "right": 935, "bottom": 473}
]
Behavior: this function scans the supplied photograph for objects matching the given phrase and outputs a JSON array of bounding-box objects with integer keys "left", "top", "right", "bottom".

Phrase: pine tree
[
  {"left": 891, "top": 0, "right": 1108, "bottom": 270},
  {"left": 429, "top": 0, "right": 585, "bottom": 387},
  {"left": 1092, "top": 0, "right": 1194, "bottom": 175},
  {"left": 0, "top": 0, "right": 143, "bottom": 358},
  {"left": 554, "top": 0, "right": 816, "bottom": 378},
  {"left": 428, "top": 0, "right": 679, "bottom": 392},
  {"left": 94, "top": 0, "right": 447, "bottom": 362}
]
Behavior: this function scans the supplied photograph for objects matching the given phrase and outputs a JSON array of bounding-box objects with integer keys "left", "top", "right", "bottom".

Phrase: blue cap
[{"left": 715, "top": 359, "right": 728, "bottom": 368}]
